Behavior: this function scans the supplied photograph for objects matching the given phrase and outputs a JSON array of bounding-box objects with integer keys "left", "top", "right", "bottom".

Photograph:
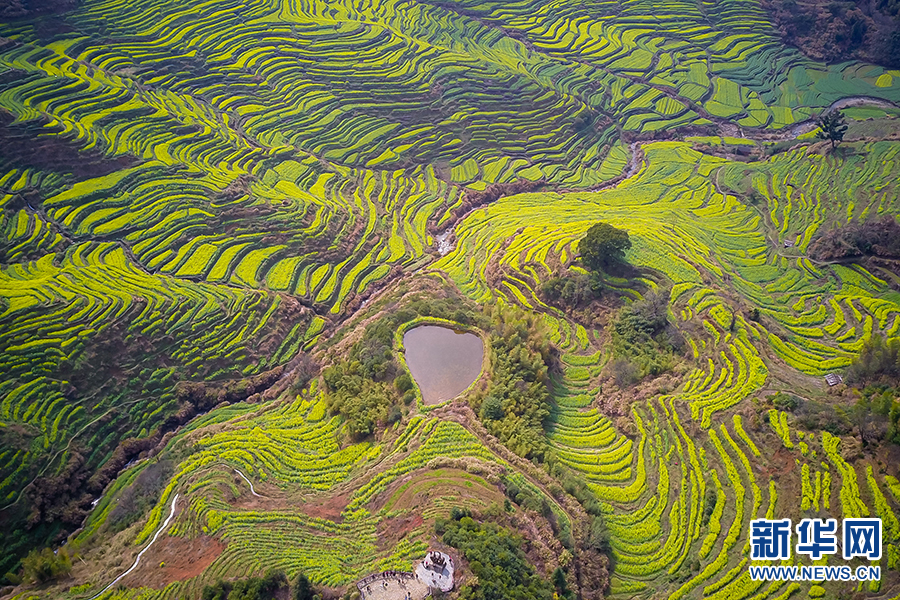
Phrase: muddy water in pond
[{"left": 403, "top": 326, "right": 484, "bottom": 405}]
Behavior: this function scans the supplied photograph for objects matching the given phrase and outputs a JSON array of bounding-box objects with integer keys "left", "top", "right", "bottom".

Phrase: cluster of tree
[
  {"left": 759, "top": 391, "right": 853, "bottom": 435},
  {"left": 0, "top": 445, "right": 90, "bottom": 580},
  {"left": 796, "top": 402, "right": 854, "bottom": 435},
  {"left": 772, "top": 394, "right": 854, "bottom": 436},
  {"left": 5, "top": 361, "right": 294, "bottom": 570},
  {"left": 500, "top": 476, "right": 549, "bottom": 515},
  {"left": 607, "top": 289, "right": 683, "bottom": 386},
  {"left": 846, "top": 335, "right": 900, "bottom": 385},
  {"left": 537, "top": 222, "right": 634, "bottom": 313},
  {"left": 2, "top": 320, "right": 314, "bottom": 577},
  {"left": 202, "top": 570, "right": 319, "bottom": 600},
  {"left": 170, "top": 365, "right": 289, "bottom": 429},
  {"left": 84, "top": 362, "right": 293, "bottom": 509},
  {"left": 20, "top": 448, "right": 90, "bottom": 531},
  {"left": 841, "top": 336, "right": 900, "bottom": 447},
  {"left": 324, "top": 296, "right": 469, "bottom": 439},
  {"left": 0, "top": 0, "right": 79, "bottom": 19},
  {"left": 324, "top": 362, "right": 395, "bottom": 439},
  {"left": 499, "top": 475, "right": 575, "bottom": 549},
  {"left": 757, "top": 341, "right": 900, "bottom": 449},
  {"left": 851, "top": 385, "right": 900, "bottom": 447},
  {"left": 325, "top": 290, "right": 558, "bottom": 454},
  {"left": 764, "top": 0, "right": 899, "bottom": 68},
  {"left": 436, "top": 510, "right": 555, "bottom": 600},
  {"left": 538, "top": 222, "right": 632, "bottom": 312},
  {"left": 539, "top": 273, "right": 602, "bottom": 308},
  {"left": 808, "top": 216, "right": 900, "bottom": 262},
  {"left": 201, "top": 570, "right": 286, "bottom": 600},
  {"left": 476, "top": 306, "right": 552, "bottom": 461}
]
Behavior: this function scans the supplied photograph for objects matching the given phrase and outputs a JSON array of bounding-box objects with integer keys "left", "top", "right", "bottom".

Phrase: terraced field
[{"left": 2, "top": 0, "right": 900, "bottom": 597}]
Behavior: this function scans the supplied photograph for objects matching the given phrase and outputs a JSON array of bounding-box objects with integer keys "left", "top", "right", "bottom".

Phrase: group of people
[
  {"left": 362, "top": 570, "right": 414, "bottom": 598},
  {"left": 382, "top": 570, "right": 408, "bottom": 580},
  {"left": 358, "top": 552, "right": 454, "bottom": 599}
]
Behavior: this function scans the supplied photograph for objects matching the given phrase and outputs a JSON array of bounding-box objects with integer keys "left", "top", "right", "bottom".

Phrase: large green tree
[
  {"left": 577, "top": 222, "right": 632, "bottom": 272},
  {"left": 815, "top": 110, "right": 849, "bottom": 150}
]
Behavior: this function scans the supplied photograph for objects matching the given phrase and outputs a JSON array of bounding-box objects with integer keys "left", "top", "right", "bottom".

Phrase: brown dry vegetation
[
  {"left": 808, "top": 215, "right": 900, "bottom": 262},
  {"left": 761, "top": 0, "right": 900, "bottom": 67}
]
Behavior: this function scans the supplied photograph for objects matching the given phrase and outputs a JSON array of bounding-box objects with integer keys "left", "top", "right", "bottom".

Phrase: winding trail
[
  {"left": 787, "top": 95, "right": 899, "bottom": 138},
  {"left": 89, "top": 494, "right": 179, "bottom": 600},
  {"left": 234, "top": 468, "right": 261, "bottom": 497}
]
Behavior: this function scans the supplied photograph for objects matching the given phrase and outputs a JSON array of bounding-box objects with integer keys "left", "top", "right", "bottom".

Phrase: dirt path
[
  {"left": 89, "top": 494, "right": 179, "bottom": 600},
  {"left": 233, "top": 468, "right": 260, "bottom": 497}
]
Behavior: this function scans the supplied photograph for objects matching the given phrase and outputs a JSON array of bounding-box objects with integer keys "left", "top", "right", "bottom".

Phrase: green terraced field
[{"left": 2, "top": 0, "right": 900, "bottom": 598}]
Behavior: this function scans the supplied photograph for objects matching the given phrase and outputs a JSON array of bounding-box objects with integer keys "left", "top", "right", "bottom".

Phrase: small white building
[
  {"left": 824, "top": 373, "right": 843, "bottom": 386},
  {"left": 415, "top": 551, "right": 454, "bottom": 593}
]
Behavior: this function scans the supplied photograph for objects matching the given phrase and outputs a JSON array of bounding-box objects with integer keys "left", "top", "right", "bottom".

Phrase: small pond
[{"left": 403, "top": 325, "right": 484, "bottom": 405}]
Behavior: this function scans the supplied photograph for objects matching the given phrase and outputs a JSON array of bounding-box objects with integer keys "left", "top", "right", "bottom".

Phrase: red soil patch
[
  {"left": 296, "top": 490, "right": 352, "bottom": 522},
  {"left": 377, "top": 513, "right": 425, "bottom": 551},
  {"left": 120, "top": 534, "right": 225, "bottom": 589},
  {"left": 761, "top": 446, "right": 798, "bottom": 479}
]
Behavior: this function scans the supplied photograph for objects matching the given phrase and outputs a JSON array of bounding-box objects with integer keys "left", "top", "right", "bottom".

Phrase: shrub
[
  {"left": 4, "top": 572, "right": 21, "bottom": 585},
  {"left": 771, "top": 392, "right": 800, "bottom": 412},
  {"left": 479, "top": 396, "right": 504, "bottom": 420},
  {"left": 610, "top": 358, "right": 640, "bottom": 387},
  {"left": 402, "top": 389, "right": 416, "bottom": 405},
  {"left": 395, "top": 373, "right": 414, "bottom": 393},
  {"left": 451, "top": 506, "right": 472, "bottom": 521},
  {"left": 540, "top": 273, "right": 601, "bottom": 307},
  {"left": 20, "top": 547, "right": 71, "bottom": 584},
  {"left": 294, "top": 572, "right": 317, "bottom": 600}
]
